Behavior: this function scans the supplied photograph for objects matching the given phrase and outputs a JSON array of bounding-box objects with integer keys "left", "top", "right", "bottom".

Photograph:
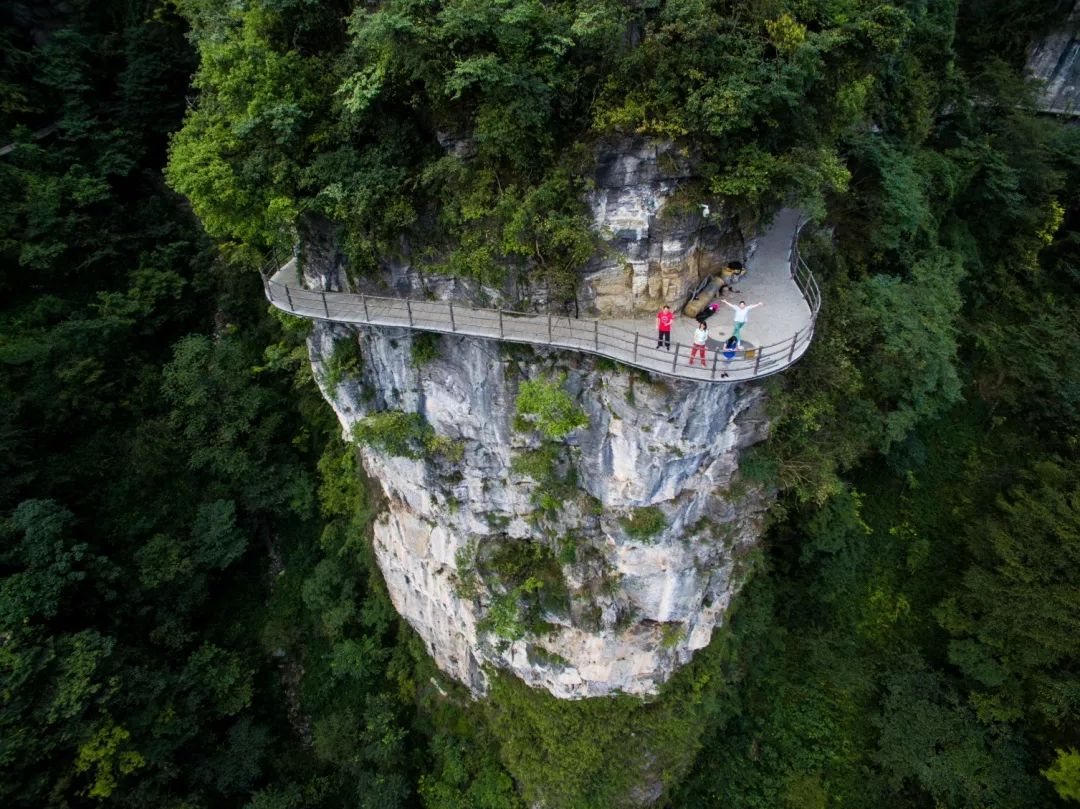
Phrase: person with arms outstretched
[{"left": 720, "top": 299, "right": 763, "bottom": 345}]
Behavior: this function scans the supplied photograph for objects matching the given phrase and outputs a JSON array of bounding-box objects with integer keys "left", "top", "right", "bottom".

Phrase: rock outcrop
[
  {"left": 1027, "top": 0, "right": 1080, "bottom": 116},
  {"left": 583, "top": 140, "right": 746, "bottom": 316},
  {"left": 301, "top": 139, "right": 775, "bottom": 699}
]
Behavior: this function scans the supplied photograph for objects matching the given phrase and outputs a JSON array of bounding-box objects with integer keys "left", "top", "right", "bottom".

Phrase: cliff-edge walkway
[{"left": 262, "top": 208, "right": 820, "bottom": 383}]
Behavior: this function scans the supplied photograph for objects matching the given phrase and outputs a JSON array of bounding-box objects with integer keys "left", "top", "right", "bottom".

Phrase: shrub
[
  {"left": 411, "top": 332, "right": 441, "bottom": 366},
  {"left": 556, "top": 536, "right": 578, "bottom": 566},
  {"left": 620, "top": 506, "right": 667, "bottom": 540},
  {"left": 428, "top": 433, "right": 466, "bottom": 463},
  {"left": 660, "top": 622, "right": 686, "bottom": 649},
  {"left": 352, "top": 411, "right": 429, "bottom": 458},
  {"left": 476, "top": 540, "right": 571, "bottom": 641},
  {"left": 510, "top": 444, "right": 561, "bottom": 485},
  {"left": 322, "top": 336, "right": 363, "bottom": 390},
  {"left": 478, "top": 585, "right": 537, "bottom": 642},
  {"left": 453, "top": 541, "right": 481, "bottom": 601},
  {"left": 352, "top": 410, "right": 465, "bottom": 462},
  {"left": 515, "top": 375, "right": 588, "bottom": 439},
  {"left": 526, "top": 645, "right": 570, "bottom": 669}
]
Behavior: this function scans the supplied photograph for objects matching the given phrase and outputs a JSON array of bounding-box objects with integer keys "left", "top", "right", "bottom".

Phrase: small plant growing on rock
[
  {"left": 619, "top": 506, "right": 667, "bottom": 540},
  {"left": 452, "top": 541, "right": 481, "bottom": 600},
  {"left": 478, "top": 578, "right": 543, "bottom": 641},
  {"left": 659, "top": 622, "right": 686, "bottom": 649},
  {"left": 410, "top": 332, "right": 441, "bottom": 366},
  {"left": 352, "top": 410, "right": 465, "bottom": 461},
  {"left": 474, "top": 538, "right": 571, "bottom": 643},
  {"left": 526, "top": 645, "right": 571, "bottom": 669},
  {"left": 427, "top": 433, "right": 466, "bottom": 463},
  {"left": 515, "top": 374, "right": 588, "bottom": 440},
  {"left": 322, "top": 337, "right": 363, "bottom": 390},
  {"left": 557, "top": 535, "right": 578, "bottom": 566},
  {"left": 510, "top": 444, "right": 561, "bottom": 484},
  {"left": 351, "top": 411, "right": 429, "bottom": 458}
]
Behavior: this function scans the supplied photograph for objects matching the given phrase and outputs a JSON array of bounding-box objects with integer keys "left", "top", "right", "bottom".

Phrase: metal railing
[{"left": 260, "top": 237, "right": 821, "bottom": 384}]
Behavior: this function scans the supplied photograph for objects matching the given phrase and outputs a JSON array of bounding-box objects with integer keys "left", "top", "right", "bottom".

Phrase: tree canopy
[{"left": 3, "top": 1, "right": 1080, "bottom": 807}]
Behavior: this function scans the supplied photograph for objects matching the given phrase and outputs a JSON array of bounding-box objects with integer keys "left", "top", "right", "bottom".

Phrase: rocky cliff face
[
  {"left": 1027, "top": 0, "right": 1080, "bottom": 115},
  {"left": 300, "top": 139, "right": 774, "bottom": 699},
  {"left": 583, "top": 140, "right": 748, "bottom": 316}
]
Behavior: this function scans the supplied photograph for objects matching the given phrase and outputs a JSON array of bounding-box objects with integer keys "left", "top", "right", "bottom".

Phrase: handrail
[{"left": 260, "top": 230, "right": 821, "bottom": 384}]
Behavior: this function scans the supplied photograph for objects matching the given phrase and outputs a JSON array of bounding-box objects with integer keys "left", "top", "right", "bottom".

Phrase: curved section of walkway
[{"left": 262, "top": 209, "right": 821, "bottom": 383}]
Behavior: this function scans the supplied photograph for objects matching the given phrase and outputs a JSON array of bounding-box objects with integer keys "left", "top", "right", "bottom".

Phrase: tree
[{"left": 938, "top": 460, "right": 1080, "bottom": 730}]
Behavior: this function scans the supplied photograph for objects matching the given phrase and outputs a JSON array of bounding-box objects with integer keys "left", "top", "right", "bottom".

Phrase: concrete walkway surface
[{"left": 265, "top": 208, "right": 820, "bottom": 383}]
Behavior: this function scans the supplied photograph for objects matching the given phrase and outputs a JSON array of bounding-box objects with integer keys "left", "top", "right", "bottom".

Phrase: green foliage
[
  {"left": 1045, "top": 748, "right": 1080, "bottom": 803},
  {"left": 322, "top": 336, "right": 363, "bottom": 390},
  {"left": 411, "top": 332, "right": 441, "bottom": 367},
  {"left": 659, "top": 623, "right": 685, "bottom": 650},
  {"left": 526, "top": 645, "right": 571, "bottom": 670},
  {"left": 501, "top": 172, "right": 599, "bottom": 302},
  {"left": 483, "top": 634, "right": 734, "bottom": 808},
  {"left": 509, "top": 443, "right": 561, "bottom": 485},
  {"left": 514, "top": 375, "right": 587, "bottom": 440},
  {"left": 477, "top": 585, "right": 537, "bottom": 642},
  {"left": 351, "top": 411, "right": 431, "bottom": 459},
  {"left": 619, "top": 506, "right": 666, "bottom": 540},
  {"left": 10, "top": 2, "right": 1080, "bottom": 809},
  {"left": 74, "top": 722, "right": 146, "bottom": 799},
  {"left": 429, "top": 433, "right": 467, "bottom": 463},
  {"left": 476, "top": 539, "right": 569, "bottom": 641},
  {"left": 765, "top": 13, "right": 807, "bottom": 57},
  {"left": 418, "top": 697, "right": 526, "bottom": 809},
  {"left": 351, "top": 409, "right": 464, "bottom": 463},
  {"left": 938, "top": 460, "right": 1080, "bottom": 727},
  {"left": 166, "top": 1, "right": 331, "bottom": 245},
  {"left": 452, "top": 541, "right": 482, "bottom": 601},
  {"left": 873, "top": 659, "right": 1037, "bottom": 806}
]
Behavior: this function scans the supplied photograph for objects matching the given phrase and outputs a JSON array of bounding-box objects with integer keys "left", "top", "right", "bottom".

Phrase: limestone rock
[
  {"left": 300, "top": 137, "right": 775, "bottom": 700},
  {"left": 1027, "top": 1, "right": 1080, "bottom": 116},
  {"left": 583, "top": 138, "right": 745, "bottom": 317}
]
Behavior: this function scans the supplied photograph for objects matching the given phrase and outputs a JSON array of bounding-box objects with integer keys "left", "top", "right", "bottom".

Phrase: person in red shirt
[{"left": 656, "top": 305, "right": 673, "bottom": 350}]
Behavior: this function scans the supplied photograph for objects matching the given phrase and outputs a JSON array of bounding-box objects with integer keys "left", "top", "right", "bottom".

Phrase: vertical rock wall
[
  {"left": 302, "top": 139, "right": 775, "bottom": 699},
  {"left": 582, "top": 139, "right": 748, "bottom": 316},
  {"left": 1027, "top": 0, "right": 1080, "bottom": 115}
]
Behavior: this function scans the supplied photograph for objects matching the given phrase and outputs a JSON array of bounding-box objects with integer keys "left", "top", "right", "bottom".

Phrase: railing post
[
  {"left": 711, "top": 348, "right": 719, "bottom": 380},
  {"left": 547, "top": 314, "right": 552, "bottom": 343},
  {"left": 593, "top": 319, "right": 599, "bottom": 350},
  {"left": 499, "top": 309, "right": 504, "bottom": 338},
  {"left": 633, "top": 331, "right": 639, "bottom": 362},
  {"left": 671, "top": 343, "right": 679, "bottom": 372},
  {"left": 264, "top": 276, "right": 274, "bottom": 302},
  {"left": 284, "top": 285, "right": 294, "bottom": 311},
  {"left": 321, "top": 291, "right": 329, "bottom": 319},
  {"left": 406, "top": 298, "right": 413, "bottom": 327},
  {"left": 361, "top": 293, "right": 369, "bottom": 321},
  {"left": 448, "top": 301, "right": 456, "bottom": 332},
  {"left": 788, "top": 330, "right": 799, "bottom": 362},
  {"left": 753, "top": 347, "right": 762, "bottom": 375}
]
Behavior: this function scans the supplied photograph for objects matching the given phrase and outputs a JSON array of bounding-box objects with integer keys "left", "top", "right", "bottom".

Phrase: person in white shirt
[
  {"left": 689, "top": 323, "right": 709, "bottom": 367},
  {"left": 720, "top": 299, "right": 764, "bottom": 345}
]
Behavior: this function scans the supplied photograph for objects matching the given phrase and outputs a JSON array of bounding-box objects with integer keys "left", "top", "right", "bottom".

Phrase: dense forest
[{"left": 2, "top": 0, "right": 1079, "bottom": 807}]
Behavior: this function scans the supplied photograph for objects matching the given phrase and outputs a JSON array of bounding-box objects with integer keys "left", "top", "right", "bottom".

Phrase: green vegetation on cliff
[{"left": 3, "top": 1, "right": 1080, "bottom": 808}]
